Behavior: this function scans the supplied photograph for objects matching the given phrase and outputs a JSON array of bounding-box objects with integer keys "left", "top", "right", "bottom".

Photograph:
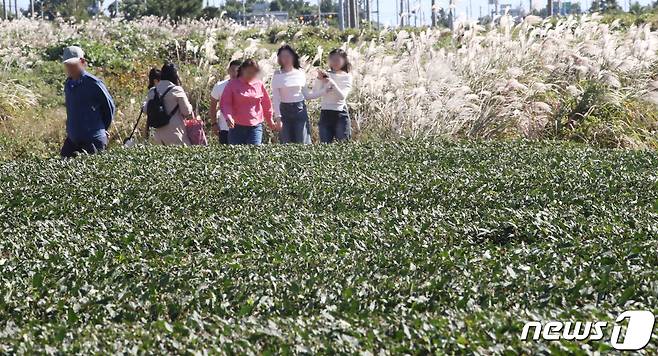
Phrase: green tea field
[{"left": 1, "top": 141, "right": 657, "bottom": 354}]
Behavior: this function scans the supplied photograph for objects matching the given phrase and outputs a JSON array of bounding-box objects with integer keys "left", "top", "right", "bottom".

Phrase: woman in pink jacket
[{"left": 220, "top": 59, "right": 279, "bottom": 145}]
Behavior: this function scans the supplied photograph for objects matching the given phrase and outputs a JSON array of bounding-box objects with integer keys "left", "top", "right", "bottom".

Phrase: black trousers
[{"left": 60, "top": 136, "right": 107, "bottom": 158}]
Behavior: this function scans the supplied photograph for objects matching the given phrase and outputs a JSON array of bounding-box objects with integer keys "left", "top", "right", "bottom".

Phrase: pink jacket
[{"left": 220, "top": 78, "right": 273, "bottom": 127}]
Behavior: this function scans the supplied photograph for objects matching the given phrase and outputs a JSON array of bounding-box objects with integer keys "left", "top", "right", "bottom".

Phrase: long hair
[
  {"left": 328, "top": 48, "right": 351, "bottom": 73},
  {"left": 237, "top": 59, "right": 260, "bottom": 78},
  {"left": 160, "top": 62, "right": 181, "bottom": 86},
  {"left": 148, "top": 68, "right": 161, "bottom": 89},
  {"left": 277, "top": 45, "right": 301, "bottom": 69}
]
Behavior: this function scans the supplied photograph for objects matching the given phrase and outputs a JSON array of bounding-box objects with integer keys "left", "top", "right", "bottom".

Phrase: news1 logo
[{"left": 521, "top": 310, "right": 656, "bottom": 350}]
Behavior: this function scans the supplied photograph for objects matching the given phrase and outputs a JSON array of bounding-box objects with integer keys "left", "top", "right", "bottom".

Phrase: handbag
[{"left": 184, "top": 117, "right": 208, "bottom": 146}]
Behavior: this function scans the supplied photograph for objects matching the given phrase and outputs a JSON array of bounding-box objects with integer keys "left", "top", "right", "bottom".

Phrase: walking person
[
  {"left": 314, "top": 49, "right": 354, "bottom": 143},
  {"left": 220, "top": 59, "right": 279, "bottom": 145},
  {"left": 144, "top": 63, "right": 194, "bottom": 146},
  {"left": 271, "top": 45, "right": 323, "bottom": 144},
  {"left": 209, "top": 60, "right": 241, "bottom": 145},
  {"left": 60, "top": 46, "right": 115, "bottom": 158}
]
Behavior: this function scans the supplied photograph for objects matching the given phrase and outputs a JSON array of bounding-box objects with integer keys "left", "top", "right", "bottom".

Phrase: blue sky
[{"left": 12, "top": 0, "right": 655, "bottom": 27}]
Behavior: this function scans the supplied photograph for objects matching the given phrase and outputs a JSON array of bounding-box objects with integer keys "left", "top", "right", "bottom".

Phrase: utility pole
[
  {"left": 376, "top": 0, "right": 379, "bottom": 29},
  {"left": 30, "top": 0, "right": 34, "bottom": 17},
  {"left": 347, "top": 0, "right": 357, "bottom": 28},
  {"left": 242, "top": 0, "right": 246, "bottom": 24},
  {"left": 413, "top": 2, "right": 417, "bottom": 27},
  {"left": 365, "top": 0, "right": 370, "bottom": 27},
  {"left": 338, "top": 0, "right": 345, "bottom": 29},
  {"left": 469, "top": 0, "right": 472, "bottom": 19},
  {"left": 546, "top": 0, "right": 552, "bottom": 16},
  {"left": 318, "top": 0, "right": 321, "bottom": 26},
  {"left": 448, "top": 0, "right": 453, "bottom": 30},
  {"left": 407, "top": 0, "right": 411, "bottom": 26},
  {"left": 431, "top": 0, "right": 436, "bottom": 26},
  {"left": 2, "top": 0, "right": 6, "bottom": 19},
  {"left": 399, "top": 0, "right": 404, "bottom": 26}
]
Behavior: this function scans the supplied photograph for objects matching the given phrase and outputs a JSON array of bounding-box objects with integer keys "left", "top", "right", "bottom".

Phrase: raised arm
[
  {"left": 303, "top": 78, "right": 327, "bottom": 100},
  {"left": 327, "top": 76, "right": 352, "bottom": 100}
]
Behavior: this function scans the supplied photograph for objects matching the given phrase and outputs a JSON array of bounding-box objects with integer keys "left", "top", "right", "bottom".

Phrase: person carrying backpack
[{"left": 144, "top": 63, "right": 193, "bottom": 145}]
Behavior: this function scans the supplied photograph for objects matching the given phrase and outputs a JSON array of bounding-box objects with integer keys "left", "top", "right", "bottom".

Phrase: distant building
[
  {"left": 499, "top": 3, "right": 523, "bottom": 17},
  {"left": 556, "top": 0, "right": 574, "bottom": 15},
  {"left": 243, "top": 4, "right": 289, "bottom": 23}
]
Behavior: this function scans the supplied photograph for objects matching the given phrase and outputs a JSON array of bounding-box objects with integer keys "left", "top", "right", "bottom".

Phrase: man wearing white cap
[{"left": 61, "top": 46, "right": 115, "bottom": 158}]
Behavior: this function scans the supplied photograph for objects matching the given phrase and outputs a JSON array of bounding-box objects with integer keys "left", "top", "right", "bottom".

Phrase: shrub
[{"left": 0, "top": 141, "right": 657, "bottom": 353}]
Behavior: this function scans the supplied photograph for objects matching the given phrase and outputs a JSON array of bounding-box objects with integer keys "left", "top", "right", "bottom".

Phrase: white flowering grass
[{"left": 0, "top": 15, "right": 657, "bottom": 151}]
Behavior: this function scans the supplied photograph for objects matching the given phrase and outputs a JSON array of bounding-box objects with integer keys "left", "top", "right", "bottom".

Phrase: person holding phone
[{"left": 311, "top": 49, "right": 353, "bottom": 143}]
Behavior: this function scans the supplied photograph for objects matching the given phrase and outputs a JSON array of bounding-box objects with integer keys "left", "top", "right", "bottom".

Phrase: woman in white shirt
[
  {"left": 312, "top": 49, "right": 353, "bottom": 143},
  {"left": 271, "top": 45, "right": 323, "bottom": 144}
]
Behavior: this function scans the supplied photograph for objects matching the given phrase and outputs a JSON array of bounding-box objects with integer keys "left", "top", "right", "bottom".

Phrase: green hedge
[{"left": 1, "top": 141, "right": 657, "bottom": 353}]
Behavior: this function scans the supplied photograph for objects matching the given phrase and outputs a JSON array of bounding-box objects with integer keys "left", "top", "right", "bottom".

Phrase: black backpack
[{"left": 146, "top": 86, "right": 179, "bottom": 128}]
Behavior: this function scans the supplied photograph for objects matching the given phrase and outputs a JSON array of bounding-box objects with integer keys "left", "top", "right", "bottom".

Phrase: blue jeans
[
  {"left": 319, "top": 110, "right": 351, "bottom": 143},
  {"left": 279, "top": 101, "right": 311, "bottom": 144},
  {"left": 60, "top": 134, "right": 107, "bottom": 158},
  {"left": 228, "top": 124, "right": 263, "bottom": 145}
]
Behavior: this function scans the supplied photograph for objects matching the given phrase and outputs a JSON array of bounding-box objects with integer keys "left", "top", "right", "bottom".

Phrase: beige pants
[{"left": 152, "top": 116, "right": 191, "bottom": 146}]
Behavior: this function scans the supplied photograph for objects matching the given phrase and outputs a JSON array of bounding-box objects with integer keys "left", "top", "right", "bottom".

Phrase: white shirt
[
  {"left": 311, "top": 72, "right": 353, "bottom": 111},
  {"left": 271, "top": 69, "right": 322, "bottom": 117},
  {"left": 210, "top": 79, "right": 230, "bottom": 131}
]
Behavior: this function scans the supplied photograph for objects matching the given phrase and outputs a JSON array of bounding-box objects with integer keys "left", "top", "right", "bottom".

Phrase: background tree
[
  {"left": 118, "top": 0, "right": 202, "bottom": 19},
  {"left": 629, "top": 1, "right": 643, "bottom": 14},
  {"left": 589, "top": 0, "right": 601, "bottom": 12},
  {"left": 320, "top": 0, "right": 335, "bottom": 13},
  {"left": 590, "top": 0, "right": 620, "bottom": 12},
  {"left": 200, "top": 5, "right": 222, "bottom": 18},
  {"left": 602, "top": 0, "right": 621, "bottom": 11},
  {"left": 32, "top": 0, "right": 96, "bottom": 19},
  {"left": 569, "top": 2, "right": 581, "bottom": 13},
  {"left": 116, "top": 0, "right": 147, "bottom": 19},
  {"left": 145, "top": 0, "right": 202, "bottom": 18}
]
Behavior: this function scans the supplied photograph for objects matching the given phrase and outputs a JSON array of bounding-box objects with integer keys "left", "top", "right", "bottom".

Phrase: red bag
[{"left": 184, "top": 119, "right": 208, "bottom": 146}]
